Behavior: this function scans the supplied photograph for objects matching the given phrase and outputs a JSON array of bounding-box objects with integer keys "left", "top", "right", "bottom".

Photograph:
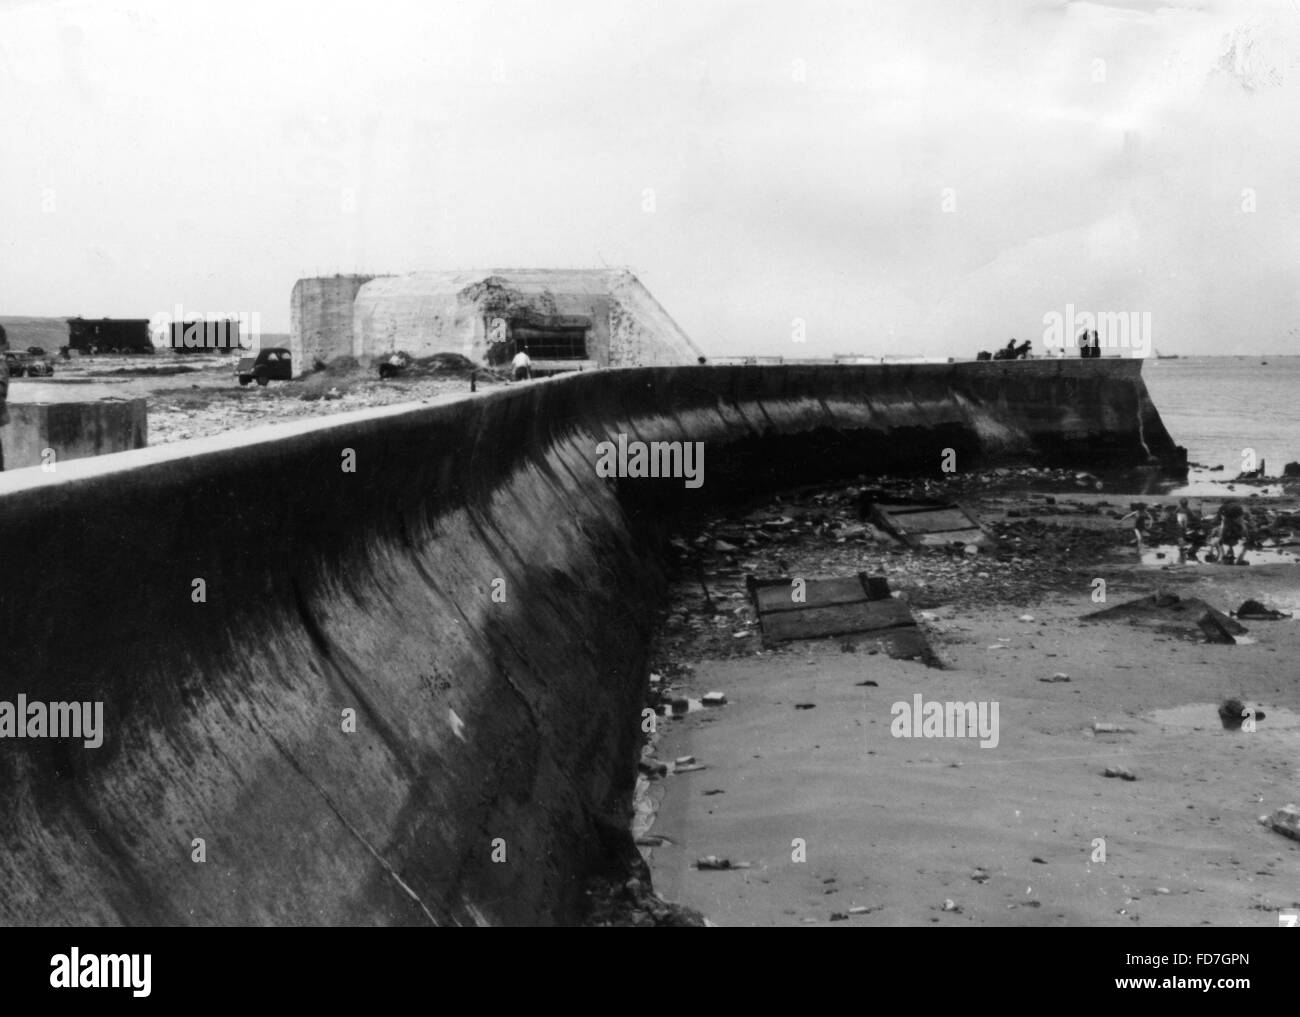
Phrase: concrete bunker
[{"left": 290, "top": 269, "right": 703, "bottom": 377}]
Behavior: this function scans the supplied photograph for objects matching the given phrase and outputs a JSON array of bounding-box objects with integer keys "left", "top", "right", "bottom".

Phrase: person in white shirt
[{"left": 512, "top": 348, "right": 532, "bottom": 381}]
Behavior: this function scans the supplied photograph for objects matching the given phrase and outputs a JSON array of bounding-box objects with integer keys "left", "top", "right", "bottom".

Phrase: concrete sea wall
[{"left": 0, "top": 360, "right": 1183, "bottom": 925}]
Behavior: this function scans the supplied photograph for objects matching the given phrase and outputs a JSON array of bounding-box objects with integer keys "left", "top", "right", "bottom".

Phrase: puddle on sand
[{"left": 1138, "top": 543, "right": 1300, "bottom": 567}]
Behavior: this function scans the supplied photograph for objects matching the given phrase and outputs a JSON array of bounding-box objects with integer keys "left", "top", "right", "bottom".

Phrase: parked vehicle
[
  {"left": 4, "top": 350, "right": 54, "bottom": 377},
  {"left": 236, "top": 347, "right": 292, "bottom": 387}
]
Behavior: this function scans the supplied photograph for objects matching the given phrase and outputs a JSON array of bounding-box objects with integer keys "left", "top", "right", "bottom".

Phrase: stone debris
[
  {"left": 941, "top": 898, "right": 961, "bottom": 912},
  {"left": 702, "top": 691, "right": 727, "bottom": 706},
  {"left": 695, "top": 855, "right": 752, "bottom": 870},
  {"left": 1234, "top": 599, "right": 1291, "bottom": 621},
  {"left": 1266, "top": 805, "right": 1300, "bottom": 842},
  {"left": 675, "top": 755, "right": 696, "bottom": 766},
  {"left": 1219, "top": 698, "right": 1265, "bottom": 730},
  {"left": 1039, "top": 672, "right": 1071, "bottom": 683},
  {"left": 1084, "top": 592, "right": 1247, "bottom": 643},
  {"left": 1198, "top": 611, "right": 1238, "bottom": 645},
  {"left": 638, "top": 759, "right": 669, "bottom": 778},
  {"left": 1092, "top": 722, "right": 1134, "bottom": 734},
  {"left": 1104, "top": 766, "right": 1137, "bottom": 781}
]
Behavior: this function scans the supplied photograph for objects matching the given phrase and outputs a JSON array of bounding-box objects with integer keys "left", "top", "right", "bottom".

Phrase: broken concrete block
[
  {"left": 1198, "top": 611, "right": 1237, "bottom": 644},
  {"left": 1104, "top": 766, "right": 1137, "bottom": 781},
  {"left": 702, "top": 691, "right": 727, "bottom": 706},
  {"left": 1268, "top": 805, "right": 1300, "bottom": 842}
]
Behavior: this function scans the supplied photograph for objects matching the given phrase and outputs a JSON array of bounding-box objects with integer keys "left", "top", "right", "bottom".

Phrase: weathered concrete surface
[
  {"left": 290, "top": 274, "right": 380, "bottom": 375},
  {"left": 0, "top": 360, "right": 1183, "bottom": 926},
  {"left": 342, "top": 269, "right": 702, "bottom": 371},
  {"left": 1, "top": 398, "right": 147, "bottom": 469}
]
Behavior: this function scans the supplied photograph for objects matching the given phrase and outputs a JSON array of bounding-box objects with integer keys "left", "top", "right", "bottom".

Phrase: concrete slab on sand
[
  {"left": 1, "top": 394, "right": 146, "bottom": 469},
  {"left": 643, "top": 573, "right": 1300, "bottom": 927}
]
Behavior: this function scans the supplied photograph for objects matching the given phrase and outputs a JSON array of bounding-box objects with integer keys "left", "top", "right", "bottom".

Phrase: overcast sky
[{"left": 1, "top": 0, "right": 1297, "bottom": 356}]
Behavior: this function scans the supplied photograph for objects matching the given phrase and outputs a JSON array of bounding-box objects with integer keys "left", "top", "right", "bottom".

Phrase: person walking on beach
[
  {"left": 1120, "top": 502, "right": 1152, "bottom": 556},
  {"left": 1175, "top": 497, "right": 1201, "bottom": 563},
  {"left": 512, "top": 346, "right": 532, "bottom": 382}
]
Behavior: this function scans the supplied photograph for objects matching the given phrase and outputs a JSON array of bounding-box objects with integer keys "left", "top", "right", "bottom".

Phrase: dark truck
[{"left": 236, "top": 347, "right": 292, "bottom": 386}]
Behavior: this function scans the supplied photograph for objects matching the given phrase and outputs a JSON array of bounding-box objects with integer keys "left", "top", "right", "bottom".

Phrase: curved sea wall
[{"left": 0, "top": 360, "right": 1182, "bottom": 926}]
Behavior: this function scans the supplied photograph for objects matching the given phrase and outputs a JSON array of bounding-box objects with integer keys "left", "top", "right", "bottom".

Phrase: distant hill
[
  {"left": 0, "top": 318, "right": 290, "bottom": 353},
  {"left": 0, "top": 316, "right": 70, "bottom": 351}
]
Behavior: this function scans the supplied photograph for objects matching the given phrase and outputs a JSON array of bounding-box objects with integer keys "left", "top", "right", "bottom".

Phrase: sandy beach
[{"left": 637, "top": 479, "right": 1300, "bottom": 926}]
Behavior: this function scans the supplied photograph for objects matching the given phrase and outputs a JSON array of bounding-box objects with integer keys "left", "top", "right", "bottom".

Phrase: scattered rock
[
  {"left": 794, "top": 702, "right": 816, "bottom": 710},
  {"left": 638, "top": 759, "right": 668, "bottom": 778},
  {"left": 1235, "top": 599, "right": 1290, "bottom": 621},
  {"left": 1040, "top": 672, "right": 1071, "bottom": 683},
  {"left": 702, "top": 691, "right": 727, "bottom": 706},
  {"left": 674, "top": 763, "right": 708, "bottom": 773},
  {"left": 855, "top": 680, "right": 879, "bottom": 687},
  {"left": 942, "top": 898, "right": 961, "bottom": 913},
  {"left": 1267, "top": 805, "right": 1300, "bottom": 842},
  {"left": 1219, "top": 698, "right": 1266, "bottom": 730},
  {"left": 1093, "top": 722, "right": 1134, "bottom": 734},
  {"left": 1104, "top": 766, "right": 1137, "bottom": 781},
  {"left": 829, "top": 911, "right": 849, "bottom": 921},
  {"left": 695, "top": 855, "right": 751, "bottom": 870},
  {"left": 675, "top": 755, "right": 696, "bottom": 766}
]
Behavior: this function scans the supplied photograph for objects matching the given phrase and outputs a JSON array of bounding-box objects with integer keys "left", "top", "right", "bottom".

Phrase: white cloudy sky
[{"left": 1, "top": 0, "right": 1297, "bottom": 356}]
